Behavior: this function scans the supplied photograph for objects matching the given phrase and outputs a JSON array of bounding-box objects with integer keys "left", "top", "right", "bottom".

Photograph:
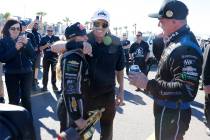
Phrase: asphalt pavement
[{"left": 3, "top": 68, "right": 210, "bottom": 140}]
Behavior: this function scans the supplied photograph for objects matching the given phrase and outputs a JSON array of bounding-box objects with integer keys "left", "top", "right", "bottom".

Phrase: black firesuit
[
  {"left": 146, "top": 25, "right": 203, "bottom": 140},
  {"left": 62, "top": 32, "right": 125, "bottom": 140},
  {"left": 203, "top": 43, "right": 210, "bottom": 128},
  {"left": 57, "top": 45, "right": 88, "bottom": 132}
]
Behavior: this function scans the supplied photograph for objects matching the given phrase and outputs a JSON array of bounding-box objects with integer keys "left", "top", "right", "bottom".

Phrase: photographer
[
  {"left": 0, "top": 19, "right": 35, "bottom": 113},
  {"left": 40, "top": 26, "right": 60, "bottom": 92}
]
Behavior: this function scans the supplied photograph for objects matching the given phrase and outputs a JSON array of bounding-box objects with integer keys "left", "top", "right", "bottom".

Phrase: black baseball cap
[
  {"left": 65, "top": 22, "right": 86, "bottom": 39},
  {"left": 148, "top": 0, "right": 188, "bottom": 20},
  {"left": 20, "top": 20, "right": 29, "bottom": 26}
]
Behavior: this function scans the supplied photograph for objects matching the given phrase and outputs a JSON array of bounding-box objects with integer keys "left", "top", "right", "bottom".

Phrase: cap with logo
[
  {"left": 148, "top": 0, "right": 188, "bottom": 20},
  {"left": 65, "top": 22, "right": 87, "bottom": 39},
  {"left": 91, "top": 9, "right": 110, "bottom": 23}
]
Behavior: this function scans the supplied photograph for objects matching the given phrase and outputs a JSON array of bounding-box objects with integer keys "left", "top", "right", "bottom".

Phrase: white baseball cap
[{"left": 91, "top": 9, "right": 110, "bottom": 23}]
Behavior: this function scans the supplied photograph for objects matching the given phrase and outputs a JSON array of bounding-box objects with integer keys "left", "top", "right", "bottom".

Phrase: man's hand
[
  {"left": 115, "top": 91, "right": 125, "bottom": 106},
  {"left": 51, "top": 41, "right": 66, "bottom": 53},
  {"left": 83, "top": 42, "right": 92, "bottom": 56},
  {"left": 128, "top": 72, "right": 148, "bottom": 89},
  {"left": 74, "top": 118, "right": 87, "bottom": 130}
]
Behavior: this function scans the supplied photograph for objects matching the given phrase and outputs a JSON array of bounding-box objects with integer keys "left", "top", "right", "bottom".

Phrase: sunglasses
[
  {"left": 47, "top": 30, "right": 53, "bottom": 32},
  {"left": 93, "top": 21, "right": 109, "bottom": 29},
  {"left": 10, "top": 27, "right": 20, "bottom": 31},
  {"left": 136, "top": 34, "right": 142, "bottom": 37}
]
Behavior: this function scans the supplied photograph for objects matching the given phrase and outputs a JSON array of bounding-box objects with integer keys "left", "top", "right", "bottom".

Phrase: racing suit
[
  {"left": 57, "top": 47, "right": 88, "bottom": 132},
  {"left": 146, "top": 25, "right": 203, "bottom": 140}
]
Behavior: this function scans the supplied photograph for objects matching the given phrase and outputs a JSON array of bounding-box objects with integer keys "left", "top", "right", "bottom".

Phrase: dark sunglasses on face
[
  {"left": 93, "top": 21, "right": 109, "bottom": 28},
  {"left": 136, "top": 34, "right": 141, "bottom": 37},
  {"left": 47, "top": 30, "right": 53, "bottom": 32},
  {"left": 10, "top": 27, "right": 20, "bottom": 31}
]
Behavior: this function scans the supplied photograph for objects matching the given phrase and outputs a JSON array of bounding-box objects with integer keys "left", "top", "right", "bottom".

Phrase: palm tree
[
  {"left": 133, "top": 23, "right": 137, "bottom": 36},
  {"left": 124, "top": 26, "right": 128, "bottom": 36},
  {"left": 3, "top": 12, "right": 11, "bottom": 20},
  {"left": 36, "top": 12, "right": 47, "bottom": 33},
  {"left": 113, "top": 27, "right": 118, "bottom": 36},
  {"left": 63, "top": 17, "right": 71, "bottom": 27},
  {"left": 118, "top": 27, "right": 122, "bottom": 36}
]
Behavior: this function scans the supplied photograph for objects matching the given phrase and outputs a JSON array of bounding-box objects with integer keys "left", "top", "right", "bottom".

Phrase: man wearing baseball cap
[
  {"left": 53, "top": 10, "right": 125, "bottom": 140},
  {"left": 129, "top": 1, "right": 203, "bottom": 139},
  {"left": 57, "top": 22, "right": 89, "bottom": 133}
]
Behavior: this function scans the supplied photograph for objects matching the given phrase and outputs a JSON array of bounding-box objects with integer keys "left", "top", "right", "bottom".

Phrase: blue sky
[{"left": 1, "top": 0, "right": 210, "bottom": 37}]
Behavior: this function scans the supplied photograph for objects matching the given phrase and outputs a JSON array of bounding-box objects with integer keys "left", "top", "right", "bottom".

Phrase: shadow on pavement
[
  {"left": 124, "top": 90, "right": 147, "bottom": 106},
  {"left": 191, "top": 101, "right": 204, "bottom": 122},
  {"left": 31, "top": 91, "right": 60, "bottom": 140}
]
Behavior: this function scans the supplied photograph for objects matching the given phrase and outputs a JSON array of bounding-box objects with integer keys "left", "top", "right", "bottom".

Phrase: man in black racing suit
[
  {"left": 57, "top": 22, "right": 90, "bottom": 133},
  {"left": 129, "top": 1, "right": 203, "bottom": 140}
]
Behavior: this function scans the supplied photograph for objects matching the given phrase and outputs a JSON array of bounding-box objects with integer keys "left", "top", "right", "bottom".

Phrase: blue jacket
[{"left": 0, "top": 36, "right": 35, "bottom": 74}]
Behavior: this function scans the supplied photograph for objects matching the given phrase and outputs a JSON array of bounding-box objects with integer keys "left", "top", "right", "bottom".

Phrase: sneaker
[
  {"left": 135, "top": 88, "right": 141, "bottom": 92},
  {"left": 0, "top": 97, "right": 5, "bottom": 103},
  {"left": 52, "top": 85, "right": 58, "bottom": 91},
  {"left": 41, "top": 87, "right": 48, "bottom": 92}
]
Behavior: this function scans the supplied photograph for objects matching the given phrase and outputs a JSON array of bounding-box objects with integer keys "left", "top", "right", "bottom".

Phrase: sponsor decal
[
  {"left": 182, "top": 66, "right": 197, "bottom": 72},
  {"left": 183, "top": 59, "right": 193, "bottom": 65},
  {"left": 67, "top": 60, "right": 79, "bottom": 65},
  {"left": 71, "top": 97, "right": 77, "bottom": 111},
  {"left": 181, "top": 55, "right": 198, "bottom": 59},
  {"left": 180, "top": 73, "right": 198, "bottom": 81},
  {"left": 161, "top": 91, "right": 182, "bottom": 95}
]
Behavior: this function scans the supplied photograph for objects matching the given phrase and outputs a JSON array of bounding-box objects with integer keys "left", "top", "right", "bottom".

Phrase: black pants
[
  {"left": 5, "top": 72, "right": 33, "bottom": 112},
  {"left": 134, "top": 61, "right": 148, "bottom": 76},
  {"left": 42, "top": 58, "right": 57, "bottom": 87},
  {"left": 125, "top": 59, "right": 130, "bottom": 75},
  {"left": 154, "top": 103, "right": 191, "bottom": 140},
  {"left": 57, "top": 91, "right": 116, "bottom": 140},
  {"left": 205, "top": 93, "right": 210, "bottom": 127}
]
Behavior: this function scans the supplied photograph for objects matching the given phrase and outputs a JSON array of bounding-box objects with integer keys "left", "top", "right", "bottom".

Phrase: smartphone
[{"left": 36, "top": 16, "right": 39, "bottom": 21}]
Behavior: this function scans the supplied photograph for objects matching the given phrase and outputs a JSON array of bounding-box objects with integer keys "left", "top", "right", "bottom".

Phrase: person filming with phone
[{"left": 0, "top": 19, "right": 35, "bottom": 113}]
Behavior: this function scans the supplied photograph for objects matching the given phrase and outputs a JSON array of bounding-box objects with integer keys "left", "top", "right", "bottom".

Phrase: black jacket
[
  {"left": 40, "top": 35, "right": 60, "bottom": 61},
  {"left": 146, "top": 25, "right": 203, "bottom": 102},
  {"left": 0, "top": 36, "right": 35, "bottom": 74},
  {"left": 26, "top": 29, "right": 41, "bottom": 52},
  {"left": 203, "top": 44, "right": 210, "bottom": 86}
]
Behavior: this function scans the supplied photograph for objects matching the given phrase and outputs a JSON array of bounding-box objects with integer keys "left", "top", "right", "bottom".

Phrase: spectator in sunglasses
[
  {"left": 51, "top": 9, "right": 125, "bottom": 140},
  {"left": 39, "top": 26, "right": 60, "bottom": 92},
  {"left": 0, "top": 19, "right": 35, "bottom": 113}
]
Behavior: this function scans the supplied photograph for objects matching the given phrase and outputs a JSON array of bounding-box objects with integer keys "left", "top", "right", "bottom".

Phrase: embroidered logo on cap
[
  {"left": 77, "top": 23, "right": 85, "bottom": 31},
  {"left": 97, "top": 11, "right": 107, "bottom": 17},
  {"left": 166, "top": 10, "right": 173, "bottom": 18}
]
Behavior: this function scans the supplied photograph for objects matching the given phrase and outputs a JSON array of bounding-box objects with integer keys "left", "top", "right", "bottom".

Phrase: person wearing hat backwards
[
  {"left": 56, "top": 22, "right": 90, "bottom": 133},
  {"left": 52, "top": 10, "right": 125, "bottom": 140},
  {"left": 129, "top": 1, "right": 203, "bottom": 140}
]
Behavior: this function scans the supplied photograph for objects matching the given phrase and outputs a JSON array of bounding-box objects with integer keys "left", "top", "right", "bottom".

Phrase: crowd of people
[{"left": 0, "top": 0, "right": 210, "bottom": 140}]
